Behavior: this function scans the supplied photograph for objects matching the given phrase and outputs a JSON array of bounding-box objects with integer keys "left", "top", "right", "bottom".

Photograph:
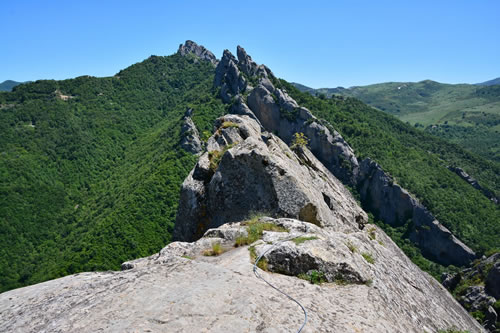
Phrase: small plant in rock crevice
[
  {"left": 298, "top": 270, "right": 327, "bottom": 285},
  {"left": 208, "top": 142, "right": 237, "bottom": 172},
  {"left": 346, "top": 240, "right": 357, "bottom": 253},
  {"left": 292, "top": 236, "right": 318, "bottom": 245},
  {"left": 367, "top": 227, "right": 377, "bottom": 240},
  {"left": 234, "top": 215, "right": 288, "bottom": 247},
  {"left": 221, "top": 121, "right": 239, "bottom": 129},
  {"left": 248, "top": 245, "right": 268, "bottom": 271},
  {"left": 290, "top": 132, "right": 309, "bottom": 150},
  {"left": 362, "top": 252, "right": 375, "bottom": 264},
  {"left": 203, "top": 242, "right": 225, "bottom": 256}
]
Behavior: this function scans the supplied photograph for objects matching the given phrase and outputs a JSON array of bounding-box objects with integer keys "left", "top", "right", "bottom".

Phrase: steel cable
[{"left": 253, "top": 237, "right": 308, "bottom": 333}]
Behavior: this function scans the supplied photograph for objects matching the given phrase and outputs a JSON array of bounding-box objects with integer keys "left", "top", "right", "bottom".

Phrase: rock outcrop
[
  {"left": 448, "top": 166, "right": 498, "bottom": 204},
  {"left": 173, "top": 114, "right": 367, "bottom": 242},
  {"left": 441, "top": 253, "right": 500, "bottom": 331},
  {"left": 180, "top": 108, "right": 203, "bottom": 154},
  {"left": 215, "top": 47, "right": 359, "bottom": 186},
  {"left": 1, "top": 217, "right": 485, "bottom": 332},
  {"left": 177, "top": 40, "right": 218, "bottom": 65},
  {"left": 358, "top": 158, "right": 476, "bottom": 266},
  {"left": 213, "top": 45, "right": 476, "bottom": 267},
  {"left": 486, "top": 261, "right": 500, "bottom": 299}
]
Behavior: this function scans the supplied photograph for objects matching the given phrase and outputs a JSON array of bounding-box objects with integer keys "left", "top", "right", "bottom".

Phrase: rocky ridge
[
  {"left": 0, "top": 41, "right": 487, "bottom": 333},
  {"left": 448, "top": 166, "right": 499, "bottom": 204},
  {"left": 199, "top": 42, "right": 476, "bottom": 267},
  {"left": 173, "top": 114, "right": 367, "bottom": 242},
  {"left": 177, "top": 40, "right": 218, "bottom": 65}
]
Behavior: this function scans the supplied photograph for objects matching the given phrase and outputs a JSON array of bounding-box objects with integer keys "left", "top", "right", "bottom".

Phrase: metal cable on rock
[{"left": 253, "top": 237, "right": 308, "bottom": 333}]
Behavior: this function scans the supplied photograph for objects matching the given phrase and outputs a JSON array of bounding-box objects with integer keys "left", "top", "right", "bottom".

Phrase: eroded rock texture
[
  {"left": 1, "top": 218, "right": 485, "bottom": 333},
  {"left": 180, "top": 108, "right": 203, "bottom": 154},
  {"left": 173, "top": 114, "right": 366, "bottom": 242},
  {"left": 177, "top": 40, "right": 218, "bottom": 65},
  {"left": 210, "top": 45, "right": 476, "bottom": 266}
]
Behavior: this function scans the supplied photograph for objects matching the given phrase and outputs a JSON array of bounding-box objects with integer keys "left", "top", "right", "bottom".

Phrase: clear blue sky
[{"left": 1, "top": 0, "right": 499, "bottom": 88}]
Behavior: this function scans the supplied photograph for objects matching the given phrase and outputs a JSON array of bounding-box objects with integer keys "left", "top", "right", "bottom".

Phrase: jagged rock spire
[
  {"left": 180, "top": 108, "right": 203, "bottom": 154},
  {"left": 211, "top": 45, "right": 476, "bottom": 267},
  {"left": 177, "top": 40, "right": 218, "bottom": 65}
]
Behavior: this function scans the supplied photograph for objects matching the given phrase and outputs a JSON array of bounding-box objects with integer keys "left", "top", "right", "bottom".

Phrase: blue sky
[{"left": 1, "top": 0, "right": 499, "bottom": 88}]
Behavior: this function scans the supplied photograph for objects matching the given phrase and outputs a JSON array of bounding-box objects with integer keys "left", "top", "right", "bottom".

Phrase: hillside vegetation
[
  {"left": 0, "top": 54, "right": 226, "bottom": 292},
  {"left": 293, "top": 81, "right": 500, "bottom": 162}
]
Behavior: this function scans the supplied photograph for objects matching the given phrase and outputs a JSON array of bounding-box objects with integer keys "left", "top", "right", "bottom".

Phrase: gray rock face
[
  {"left": 214, "top": 48, "right": 359, "bottom": 186},
  {"left": 442, "top": 253, "right": 500, "bottom": 332},
  {"left": 214, "top": 50, "right": 248, "bottom": 103},
  {"left": 461, "top": 286, "right": 496, "bottom": 312},
  {"left": 180, "top": 108, "right": 203, "bottom": 154},
  {"left": 448, "top": 166, "right": 499, "bottom": 204},
  {"left": 177, "top": 40, "right": 218, "bottom": 65},
  {"left": 0, "top": 218, "right": 485, "bottom": 333},
  {"left": 358, "top": 158, "right": 476, "bottom": 267},
  {"left": 442, "top": 272, "right": 462, "bottom": 290},
  {"left": 484, "top": 306, "right": 498, "bottom": 332},
  {"left": 173, "top": 114, "right": 367, "bottom": 242},
  {"left": 246, "top": 83, "right": 360, "bottom": 186},
  {"left": 212, "top": 46, "right": 477, "bottom": 268},
  {"left": 486, "top": 261, "right": 500, "bottom": 299}
]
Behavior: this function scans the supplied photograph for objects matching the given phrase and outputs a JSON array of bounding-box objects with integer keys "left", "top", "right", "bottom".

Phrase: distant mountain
[
  {"left": 477, "top": 77, "right": 500, "bottom": 86},
  {"left": 292, "top": 80, "right": 500, "bottom": 163},
  {"left": 0, "top": 80, "right": 23, "bottom": 91}
]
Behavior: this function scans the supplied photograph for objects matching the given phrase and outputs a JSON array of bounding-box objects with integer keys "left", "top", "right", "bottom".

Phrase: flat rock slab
[{"left": 0, "top": 236, "right": 484, "bottom": 333}]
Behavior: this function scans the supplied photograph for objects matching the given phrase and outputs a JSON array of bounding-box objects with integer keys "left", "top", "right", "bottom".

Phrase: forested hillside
[
  {"left": 293, "top": 81, "right": 500, "bottom": 162},
  {"left": 0, "top": 54, "right": 226, "bottom": 292}
]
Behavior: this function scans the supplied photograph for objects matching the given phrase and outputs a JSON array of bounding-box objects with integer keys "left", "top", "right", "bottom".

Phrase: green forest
[
  {"left": 0, "top": 51, "right": 498, "bottom": 293},
  {"left": 0, "top": 54, "right": 226, "bottom": 292}
]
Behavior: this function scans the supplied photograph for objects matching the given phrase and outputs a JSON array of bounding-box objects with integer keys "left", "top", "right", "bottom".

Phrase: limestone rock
[
  {"left": 460, "top": 286, "right": 496, "bottom": 312},
  {"left": 177, "top": 40, "right": 218, "bottom": 65},
  {"left": 180, "top": 108, "right": 203, "bottom": 154},
  {"left": 0, "top": 218, "right": 485, "bottom": 333},
  {"left": 213, "top": 47, "right": 359, "bottom": 185},
  {"left": 448, "top": 166, "right": 498, "bottom": 204},
  {"left": 442, "top": 272, "right": 462, "bottom": 290},
  {"left": 486, "top": 261, "right": 500, "bottom": 299},
  {"left": 212, "top": 45, "right": 480, "bottom": 269},
  {"left": 358, "top": 158, "right": 476, "bottom": 267},
  {"left": 173, "top": 114, "right": 367, "bottom": 242},
  {"left": 214, "top": 50, "right": 247, "bottom": 103},
  {"left": 484, "top": 306, "right": 498, "bottom": 332}
]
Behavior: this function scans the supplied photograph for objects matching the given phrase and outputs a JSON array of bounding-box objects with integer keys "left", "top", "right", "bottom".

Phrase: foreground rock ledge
[{"left": 0, "top": 218, "right": 484, "bottom": 333}]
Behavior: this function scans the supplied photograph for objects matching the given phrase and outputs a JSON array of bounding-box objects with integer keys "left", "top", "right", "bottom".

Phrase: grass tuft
[
  {"left": 362, "top": 252, "right": 375, "bottom": 264},
  {"left": 235, "top": 216, "right": 288, "bottom": 247},
  {"left": 346, "top": 240, "right": 357, "bottom": 253},
  {"left": 367, "top": 227, "right": 377, "bottom": 240},
  {"left": 292, "top": 236, "right": 318, "bottom": 245},
  {"left": 298, "top": 270, "right": 326, "bottom": 285},
  {"left": 221, "top": 121, "right": 239, "bottom": 129},
  {"left": 203, "top": 242, "right": 225, "bottom": 256}
]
